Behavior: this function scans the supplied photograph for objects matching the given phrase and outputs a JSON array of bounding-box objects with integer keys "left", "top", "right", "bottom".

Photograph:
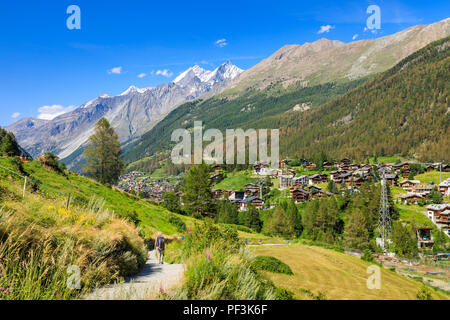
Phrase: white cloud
[
  {"left": 137, "top": 73, "right": 147, "bottom": 78},
  {"left": 215, "top": 38, "right": 228, "bottom": 48},
  {"left": 155, "top": 69, "right": 173, "bottom": 77},
  {"left": 11, "top": 112, "right": 20, "bottom": 119},
  {"left": 364, "top": 27, "right": 368, "bottom": 32},
  {"left": 37, "top": 105, "right": 76, "bottom": 120},
  {"left": 317, "top": 25, "right": 334, "bottom": 34},
  {"left": 352, "top": 34, "right": 359, "bottom": 40},
  {"left": 108, "top": 66, "right": 123, "bottom": 75}
]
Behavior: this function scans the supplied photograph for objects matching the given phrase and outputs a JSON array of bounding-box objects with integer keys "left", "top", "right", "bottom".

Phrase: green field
[
  {"left": 214, "top": 170, "right": 259, "bottom": 190},
  {"left": 251, "top": 244, "right": 449, "bottom": 300},
  {"left": 397, "top": 203, "right": 434, "bottom": 228},
  {"left": 414, "top": 171, "right": 450, "bottom": 185}
]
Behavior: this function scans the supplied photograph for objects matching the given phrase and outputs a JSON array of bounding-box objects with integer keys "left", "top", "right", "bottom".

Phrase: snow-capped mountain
[{"left": 7, "top": 61, "right": 243, "bottom": 169}]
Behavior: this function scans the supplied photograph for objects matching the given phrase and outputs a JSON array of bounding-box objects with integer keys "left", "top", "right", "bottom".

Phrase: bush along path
[{"left": 85, "top": 250, "right": 185, "bottom": 300}]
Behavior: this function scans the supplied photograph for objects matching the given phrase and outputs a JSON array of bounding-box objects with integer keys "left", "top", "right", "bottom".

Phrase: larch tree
[{"left": 82, "top": 118, "right": 124, "bottom": 185}]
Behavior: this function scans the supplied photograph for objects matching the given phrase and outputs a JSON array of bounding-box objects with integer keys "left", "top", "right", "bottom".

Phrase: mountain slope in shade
[
  {"left": 7, "top": 61, "right": 243, "bottom": 166},
  {"left": 227, "top": 18, "right": 450, "bottom": 93}
]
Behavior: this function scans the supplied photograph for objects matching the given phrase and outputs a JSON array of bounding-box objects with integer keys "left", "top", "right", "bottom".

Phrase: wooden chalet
[
  {"left": 412, "top": 183, "right": 433, "bottom": 195},
  {"left": 383, "top": 174, "right": 398, "bottom": 186},
  {"left": 399, "top": 180, "right": 420, "bottom": 192},
  {"left": 290, "top": 186, "right": 310, "bottom": 203},
  {"left": 210, "top": 173, "right": 224, "bottom": 185},
  {"left": 244, "top": 183, "right": 260, "bottom": 197},
  {"left": 308, "top": 174, "right": 328, "bottom": 185},
  {"left": 400, "top": 193, "right": 425, "bottom": 204},
  {"left": 393, "top": 162, "right": 410, "bottom": 178},
  {"left": 439, "top": 179, "right": 450, "bottom": 196}
]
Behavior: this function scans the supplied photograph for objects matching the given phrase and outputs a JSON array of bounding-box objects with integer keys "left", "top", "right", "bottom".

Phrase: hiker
[{"left": 155, "top": 233, "right": 166, "bottom": 264}]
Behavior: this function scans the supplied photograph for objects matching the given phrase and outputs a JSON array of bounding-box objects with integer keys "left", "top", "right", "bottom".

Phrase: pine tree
[
  {"left": 217, "top": 200, "right": 239, "bottom": 225},
  {"left": 0, "top": 133, "right": 16, "bottom": 156},
  {"left": 245, "top": 204, "right": 262, "bottom": 232},
  {"left": 82, "top": 118, "right": 124, "bottom": 184},
  {"left": 344, "top": 208, "right": 370, "bottom": 250},
  {"left": 182, "top": 163, "right": 214, "bottom": 217},
  {"left": 266, "top": 207, "right": 294, "bottom": 237},
  {"left": 162, "top": 191, "right": 181, "bottom": 214}
]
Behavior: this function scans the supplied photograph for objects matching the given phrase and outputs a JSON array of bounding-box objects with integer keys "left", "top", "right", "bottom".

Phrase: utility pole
[{"left": 378, "top": 174, "right": 391, "bottom": 252}]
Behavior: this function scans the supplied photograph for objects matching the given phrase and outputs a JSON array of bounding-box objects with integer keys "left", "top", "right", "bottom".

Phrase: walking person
[{"left": 155, "top": 233, "right": 166, "bottom": 264}]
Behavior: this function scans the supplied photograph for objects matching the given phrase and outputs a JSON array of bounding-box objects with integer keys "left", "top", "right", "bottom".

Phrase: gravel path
[{"left": 85, "top": 250, "right": 184, "bottom": 300}]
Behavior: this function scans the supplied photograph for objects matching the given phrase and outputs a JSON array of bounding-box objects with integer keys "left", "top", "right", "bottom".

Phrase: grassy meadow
[{"left": 251, "top": 244, "right": 449, "bottom": 300}]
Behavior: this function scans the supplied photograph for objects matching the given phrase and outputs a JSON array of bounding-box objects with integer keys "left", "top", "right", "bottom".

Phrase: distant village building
[
  {"left": 244, "top": 183, "right": 260, "bottom": 197},
  {"left": 439, "top": 178, "right": 450, "bottom": 196},
  {"left": 399, "top": 180, "right": 420, "bottom": 192},
  {"left": 416, "top": 228, "right": 434, "bottom": 250},
  {"left": 293, "top": 175, "right": 308, "bottom": 186},
  {"left": 210, "top": 173, "right": 224, "bottom": 185},
  {"left": 253, "top": 163, "right": 269, "bottom": 175},
  {"left": 400, "top": 193, "right": 425, "bottom": 204},
  {"left": 383, "top": 174, "right": 399, "bottom": 186},
  {"left": 290, "top": 186, "right": 310, "bottom": 203},
  {"left": 308, "top": 174, "right": 328, "bottom": 185},
  {"left": 412, "top": 183, "right": 433, "bottom": 196},
  {"left": 280, "top": 175, "right": 294, "bottom": 189},
  {"left": 426, "top": 204, "right": 450, "bottom": 236},
  {"left": 393, "top": 162, "right": 410, "bottom": 178}
]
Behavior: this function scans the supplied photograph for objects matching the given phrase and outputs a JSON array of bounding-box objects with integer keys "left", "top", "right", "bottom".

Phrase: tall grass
[
  {"left": 163, "top": 222, "right": 277, "bottom": 300},
  {"left": 0, "top": 175, "right": 147, "bottom": 300}
]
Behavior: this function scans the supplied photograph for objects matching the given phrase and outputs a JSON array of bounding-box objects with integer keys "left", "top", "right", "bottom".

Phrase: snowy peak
[
  {"left": 174, "top": 61, "right": 243, "bottom": 85},
  {"left": 119, "top": 85, "right": 152, "bottom": 96}
]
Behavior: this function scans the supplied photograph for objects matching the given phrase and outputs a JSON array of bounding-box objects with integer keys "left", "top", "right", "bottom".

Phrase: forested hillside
[{"left": 264, "top": 36, "right": 450, "bottom": 162}]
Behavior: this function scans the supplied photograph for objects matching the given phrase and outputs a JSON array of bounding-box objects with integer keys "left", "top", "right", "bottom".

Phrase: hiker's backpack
[{"left": 156, "top": 236, "right": 165, "bottom": 250}]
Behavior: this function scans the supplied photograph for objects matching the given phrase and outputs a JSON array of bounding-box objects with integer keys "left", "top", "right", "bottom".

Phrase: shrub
[
  {"left": 168, "top": 214, "right": 186, "bottom": 233},
  {"left": 416, "top": 285, "right": 433, "bottom": 300},
  {"left": 251, "top": 256, "right": 293, "bottom": 275},
  {"left": 275, "top": 287, "right": 295, "bottom": 300}
]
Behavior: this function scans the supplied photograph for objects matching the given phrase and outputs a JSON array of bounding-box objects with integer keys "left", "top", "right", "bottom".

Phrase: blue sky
[{"left": 0, "top": 0, "right": 449, "bottom": 126}]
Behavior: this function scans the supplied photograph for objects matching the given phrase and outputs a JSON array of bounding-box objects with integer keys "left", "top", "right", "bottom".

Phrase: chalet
[
  {"left": 305, "top": 162, "right": 316, "bottom": 169},
  {"left": 236, "top": 197, "right": 264, "bottom": 211},
  {"left": 334, "top": 172, "right": 353, "bottom": 184},
  {"left": 322, "top": 161, "right": 333, "bottom": 169},
  {"left": 253, "top": 163, "right": 269, "bottom": 175},
  {"left": 354, "top": 167, "right": 371, "bottom": 177},
  {"left": 346, "top": 176, "right": 365, "bottom": 187},
  {"left": 229, "top": 191, "right": 245, "bottom": 202},
  {"left": 349, "top": 164, "right": 360, "bottom": 171},
  {"left": 340, "top": 158, "right": 352, "bottom": 166},
  {"left": 426, "top": 204, "right": 450, "bottom": 235},
  {"left": 310, "top": 187, "right": 332, "bottom": 199},
  {"left": 269, "top": 169, "right": 282, "bottom": 177},
  {"left": 412, "top": 183, "right": 433, "bottom": 196},
  {"left": 330, "top": 171, "right": 340, "bottom": 181},
  {"left": 308, "top": 174, "right": 328, "bottom": 185},
  {"left": 212, "top": 189, "right": 224, "bottom": 199},
  {"left": 210, "top": 173, "right": 224, "bottom": 185},
  {"left": 442, "top": 164, "right": 450, "bottom": 172},
  {"left": 280, "top": 175, "right": 294, "bottom": 189},
  {"left": 290, "top": 186, "right": 310, "bottom": 203},
  {"left": 439, "top": 179, "right": 450, "bottom": 196},
  {"left": 383, "top": 174, "right": 398, "bottom": 186},
  {"left": 393, "top": 162, "right": 410, "bottom": 177},
  {"left": 399, "top": 180, "right": 420, "bottom": 192},
  {"left": 416, "top": 228, "right": 434, "bottom": 250},
  {"left": 400, "top": 193, "right": 425, "bottom": 204},
  {"left": 244, "top": 184, "right": 260, "bottom": 197},
  {"left": 378, "top": 166, "right": 392, "bottom": 176},
  {"left": 293, "top": 175, "right": 308, "bottom": 186},
  {"left": 339, "top": 164, "right": 351, "bottom": 171},
  {"left": 212, "top": 165, "right": 223, "bottom": 174}
]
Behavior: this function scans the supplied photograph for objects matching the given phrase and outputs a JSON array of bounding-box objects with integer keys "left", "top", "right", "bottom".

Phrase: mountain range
[
  {"left": 5, "top": 18, "right": 450, "bottom": 171},
  {"left": 6, "top": 61, "right": 243, "bottom": 168},
  {"left": 122, "top": 18, "right": 450, "bottom": 166}
]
